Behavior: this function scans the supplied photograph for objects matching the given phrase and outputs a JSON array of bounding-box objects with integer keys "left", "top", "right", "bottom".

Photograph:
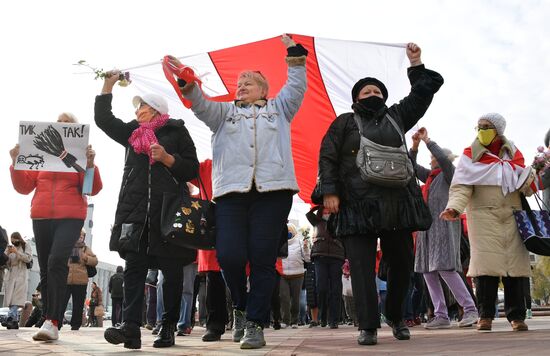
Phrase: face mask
[
  {"left": 357, "top": 96, "right": 385, "bottom": 111},
  {"left": 322, "top": 214, "right": 330, "bottom": 221},
  {"left": 12, "top": 241, "right": 21, "bottom": 247},
  {"left": 288, "top": 232, "right": 293, "bottom": 240},
  {"left": 477, "top": 128, "right": 497, "bottom": 146}
]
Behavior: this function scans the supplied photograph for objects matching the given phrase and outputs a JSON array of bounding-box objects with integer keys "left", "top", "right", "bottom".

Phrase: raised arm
[
  {"left": 409, "top": 131, "right": 430, "bottom": 182},
  {"left": 94, "top": 70, "right": 137, "bottom": 146},
  {"left": 426, "top": 140, "right": 455, "bottom": 184},
  {"left": 392, "top": 43, "right": 444, "bottom": 132},
  {"left": 274, "top": 34, "right": 308, "bottom": 121}
]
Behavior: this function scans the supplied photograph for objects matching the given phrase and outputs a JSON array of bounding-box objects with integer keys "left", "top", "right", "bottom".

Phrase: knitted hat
[
  {"left": 441, "top": 148, "right": 458, "bottom": 162},
  {"left": 479, "top": 113, "right": 506, "bottom": 136},
  {"left": 351, "top": 77, "right": 388, "bottom": 102}
]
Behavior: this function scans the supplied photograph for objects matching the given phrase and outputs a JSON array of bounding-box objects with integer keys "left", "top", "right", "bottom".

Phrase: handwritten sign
[{"left": 15, "top": 121, "right": 90, "bottom": 173}]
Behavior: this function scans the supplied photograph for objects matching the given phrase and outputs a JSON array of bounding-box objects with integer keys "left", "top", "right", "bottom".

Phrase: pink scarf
[{"left": 128, "top": 114, "right": 170, "bottom": 164}]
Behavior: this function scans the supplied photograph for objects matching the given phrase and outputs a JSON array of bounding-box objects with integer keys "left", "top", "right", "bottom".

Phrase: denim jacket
[{"left": 185, "top": 65, "right": 307, "bottom": 199}]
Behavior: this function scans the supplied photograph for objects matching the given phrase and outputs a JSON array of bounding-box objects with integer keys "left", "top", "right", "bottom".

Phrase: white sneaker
[
  {"left": 32, "top": 320, "right": 59, "bottom": 341},
  {"left": 424, "top": 316, "right": 451, "bottom": 329},
  {"left": 280, "top": 323, "right": 288, "bottom": 329},
  {"left": 291, "top": 324, "right": 298, "bottom": 329},
  {"left": 458, "top": 312, "right": 479, "bottom": 328}
]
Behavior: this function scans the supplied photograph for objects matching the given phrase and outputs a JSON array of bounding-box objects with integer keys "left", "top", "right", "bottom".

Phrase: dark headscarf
[{"left": 351, "top": 77, "right": 388, "bottom": 102}]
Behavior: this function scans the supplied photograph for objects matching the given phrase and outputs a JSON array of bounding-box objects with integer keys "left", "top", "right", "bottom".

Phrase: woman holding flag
[
  {"left": 441, "top": 113, "right": 537, "bottom": 332},
  {"left": 166, "top": 34, "right": 307, "bottom": 349}
]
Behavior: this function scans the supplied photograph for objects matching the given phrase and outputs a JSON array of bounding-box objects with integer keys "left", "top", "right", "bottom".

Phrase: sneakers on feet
[
  {"left": 32, "top": 320, "right": 59, "bottom": 341},
  {"left": 240, "top": 321, "right": 266, "bottom": 349},
  {"left": 424, "top": 316, "right": 451, "bottom": 330},
  {"left": 458, "top": 312, "right": 478, "bottom": 327},
  {"left": 291, "top": 324, "right": 298, "bottom": 329},
  {"left": 308, "top": 321, "right": 319, "bottom": 328},
  {"left": 232, "top": 310, "right": 246, "bottom": 342}
]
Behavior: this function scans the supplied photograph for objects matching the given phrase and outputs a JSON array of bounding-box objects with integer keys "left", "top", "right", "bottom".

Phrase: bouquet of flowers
[
  {"left": 532, "top": 146, "right": 550, "bottom": 174},
  {"left": 74, "top": 60, "right": 131, "bottom": 87}
]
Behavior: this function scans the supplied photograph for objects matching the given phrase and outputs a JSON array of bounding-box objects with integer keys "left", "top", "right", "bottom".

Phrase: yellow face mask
[{"left": 477, "top": 128, "right": 497, "bottom": 146}]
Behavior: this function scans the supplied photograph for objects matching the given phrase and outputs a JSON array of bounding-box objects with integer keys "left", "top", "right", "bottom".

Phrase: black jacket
[
  {"left": 95, "top": 94, "right": 199, "bottom": 262},
  {"left": 316, "top": 65, "right": 443, "bottom": 236},
  {"left": 108, "top": 272, "right": 124, "bottom": 299}
]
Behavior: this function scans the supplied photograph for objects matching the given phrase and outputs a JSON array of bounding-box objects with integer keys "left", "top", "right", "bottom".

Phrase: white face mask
[{"left": 322, "top": 214, "right": 330, "bottom": 221}]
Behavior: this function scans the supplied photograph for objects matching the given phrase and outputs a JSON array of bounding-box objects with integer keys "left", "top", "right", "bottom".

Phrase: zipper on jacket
[
  {"left": 120, "top": 168, "right": 134, "bottom": 197},
  {"left": 250, "top": 105, "right": 258, "bottom": 189}
]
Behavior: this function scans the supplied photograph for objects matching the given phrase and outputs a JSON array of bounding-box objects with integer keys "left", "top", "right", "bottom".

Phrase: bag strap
[{"left": 353, "top": 113, "right": 405, "bottom": 145}]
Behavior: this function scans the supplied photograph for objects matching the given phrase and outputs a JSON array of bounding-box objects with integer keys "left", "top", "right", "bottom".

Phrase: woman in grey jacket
[
  {"left": 410, "top": 128, "right": 478, "bottom": 329},
  {"left": 168, "top": 34, "right": 307, "bottom": 349}
]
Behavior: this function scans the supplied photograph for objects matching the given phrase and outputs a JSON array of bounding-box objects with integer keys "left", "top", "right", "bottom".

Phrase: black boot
[
  {"left": 389, "top": 320, "right": 410, "bottom": 340},
  {"left": 104, "top": 322, "right": 142, "bottom": 349},
  {"left": 202, "top": 328, "right": 223, "bottom": 342},
  {"left": 6, "top": 319, "right": 19, "bottom": 330},
  {"left": 1, "top": 317, "right": 12, "bottom": 327},
  {"left": 358, "top": 329, "right": 377, "bottom": 345},
  {"left": 153, "top": 322, "right": 175, "bottom": 348}
]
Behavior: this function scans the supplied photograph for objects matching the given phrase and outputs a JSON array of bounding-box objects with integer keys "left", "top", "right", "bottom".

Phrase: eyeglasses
[
  {"left": 253, "top": 70, "right": 266, "bottom": 80},
  {"left": 475, "top": 125, "right": 496, "bottom": 131},
  {"left": 137, "top": 101, "right": 150, "bottom": 110}
]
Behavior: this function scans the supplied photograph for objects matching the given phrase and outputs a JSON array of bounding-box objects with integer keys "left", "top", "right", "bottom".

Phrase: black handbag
[
  {"left": 161, "top": 177, "right": 216, "bottom": 250},
  {"left": 86, "top": 265, "right": 97, "bottom": 278}
]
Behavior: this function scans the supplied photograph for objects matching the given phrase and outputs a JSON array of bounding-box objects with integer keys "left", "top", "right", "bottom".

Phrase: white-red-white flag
[{"left": 128, "top": 34, "right": 410, "bottom": 204}]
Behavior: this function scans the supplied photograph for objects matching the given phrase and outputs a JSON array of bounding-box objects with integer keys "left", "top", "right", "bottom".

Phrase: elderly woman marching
[
  {"left": 95, "top": 72, "right": 199, "bottom": 349},
  {"left": 441, "top": 113, "right": 536, "bottom": 332},
  {"left": 167, "top": 34, "right": 307, "bottom": 349},
  {"left": 2, "top": 232, "right": 33, "bottom": 329},
  {"left": 316, "top": 43, "right": 443, "bottom": 346},
  {"left": 410, "top": 127, "right": 478, "bottom": 329}
]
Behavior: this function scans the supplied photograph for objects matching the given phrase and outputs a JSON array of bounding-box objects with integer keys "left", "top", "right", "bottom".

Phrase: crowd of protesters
[{"left": 2, "top": 33, "right": 549, "bottom": 353}]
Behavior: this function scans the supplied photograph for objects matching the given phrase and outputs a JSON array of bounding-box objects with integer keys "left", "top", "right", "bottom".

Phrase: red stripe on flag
[{"left": 209, "top": 35, "right": 337, "bottom": 204}]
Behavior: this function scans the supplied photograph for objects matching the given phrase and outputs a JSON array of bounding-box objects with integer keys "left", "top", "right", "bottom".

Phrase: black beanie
[{"left": 351, "top": 77, "right": 388, "bottom": 103}]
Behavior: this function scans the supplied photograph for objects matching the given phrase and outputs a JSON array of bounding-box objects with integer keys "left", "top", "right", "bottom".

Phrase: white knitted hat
[{"left": 479, "top": 113, "right": 506, "bottom": 136}]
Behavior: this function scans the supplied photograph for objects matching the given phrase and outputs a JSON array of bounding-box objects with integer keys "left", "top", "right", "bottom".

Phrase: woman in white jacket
[
  {"left": 280, "top": 224, "right": 310, "bottom": 328},
  {"left": 3, "top": 232, "right": 33, "bottom": 329}
]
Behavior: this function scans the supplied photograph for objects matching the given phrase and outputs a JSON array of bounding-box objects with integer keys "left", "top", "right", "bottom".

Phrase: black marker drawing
[
  {"left": 33, "top": 125, "right": 85, "bottom": 173},
  {"left": 17, "top": 154, "right": 45, "bottom": 170}
]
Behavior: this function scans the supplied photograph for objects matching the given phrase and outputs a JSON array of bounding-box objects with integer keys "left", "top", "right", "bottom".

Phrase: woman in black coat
[
  {"left": 316, "top": 43, "right": 443, "bottom": 346},
  {"left": 95, "top": 71, "right": 199, "bottom": 350}
]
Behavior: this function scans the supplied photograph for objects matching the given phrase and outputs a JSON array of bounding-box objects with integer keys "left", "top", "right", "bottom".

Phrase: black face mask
[
  {"left": 357, "top": 96, "right": 385, "bottom": 111},
  {"left": 12, "top": 241, "right": 21, "bottom": 247}
]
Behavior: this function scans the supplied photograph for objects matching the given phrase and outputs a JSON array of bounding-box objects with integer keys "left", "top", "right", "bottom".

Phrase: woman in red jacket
[{"left": 9, "top": 113, "right": 102, "bottom": 341}]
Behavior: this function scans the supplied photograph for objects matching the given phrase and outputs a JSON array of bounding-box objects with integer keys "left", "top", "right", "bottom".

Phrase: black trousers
[
  {"left": 344, "top": 231, "right": 413, "bottom": 330},
  {"left": 315, "top": 256, "right": 344, "bottom": 325},
  {"left": 475, "top": 275, "right": 526, "bottom": 322},
  {"left": 33, "top": 219, "right": 84, "bottom": 322},
  {"left": 205, "top": 271, "right": 229, "bottom": 333},
  {"left": 111, "top": 298, "right": 123, "bottom": 326},
  {"left": 123, "top": 243, "right": 185, "bottom": 326},
  {"left": 60, "top": 284, "right": 87, "bottom": 328}
]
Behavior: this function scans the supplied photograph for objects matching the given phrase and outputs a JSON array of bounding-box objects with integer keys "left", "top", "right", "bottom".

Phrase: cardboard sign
[{"left": 15, "top": 121, "right": 90, "bottom": 173}]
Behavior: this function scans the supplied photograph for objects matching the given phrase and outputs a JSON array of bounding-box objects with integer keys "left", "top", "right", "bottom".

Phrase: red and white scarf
[
  {"left": 128, "top": 114, "right": 170, "bottom": 164},
  {"left": 451, "top": 143, "right": 526, "bottom": 196}
]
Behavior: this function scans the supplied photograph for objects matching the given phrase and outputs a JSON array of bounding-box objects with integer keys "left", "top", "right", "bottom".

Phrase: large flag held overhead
[{"left": 127, "top": 34, "right": 411, "bottom": 204}]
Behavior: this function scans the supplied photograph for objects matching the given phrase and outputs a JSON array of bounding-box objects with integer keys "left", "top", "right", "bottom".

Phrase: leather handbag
[
  {"left": 161, "top": 177, "right": 216, "bottom": 250},
  {"left": 86, "top": 265, "right": 97, "bottom": 278},
  {"left": 94, "top": 304, "right": 105, "bottom": 317},
  {"left": 354, "top": 114, "right": 414, "bottom": 187},
  {"left": 514, "top": 194, "right": 550, "bottom": 256}
]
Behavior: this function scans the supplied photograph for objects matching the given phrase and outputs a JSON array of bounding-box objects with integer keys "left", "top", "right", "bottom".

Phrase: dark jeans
[
  {"left": 523, "top": 277, "right": 532, "bottom": 309},
  {"left": 270, "top": 274, "right": 282, "bottom": 324},
  {"left": 344, "top": 231, "right": 413, "bottom": 330},
  {"left": 145, "top": 286, "right": 157, "bottom": 326},
  {"left": 476, "top": 275, "right": 526, "bottom": 322},
  {"left": 404, "top": 272, "right": 426, "bottom": 320},
  {"left": 60, "top": 284, "right": 86, "bottom": 328},
  {"left": 280, "top": 276, "right": 303, "bottom": 325},
  {"left": 123, "top": 243, "right": 185, "bottom": 326},
  {"left": 205, "top": 271, "right": 228, "bottom": 332},
  {"left": 314, "top": 256, "right": 344, "bottom": 325},
  {"left": 216, "top": 187, "right": 293, "bottom": 324},
  {"left": 111, "top": 298, "right": 123, "bottom": 326},
  {"left": 33, "top": 219, "right": 84, "bottom": 321}
]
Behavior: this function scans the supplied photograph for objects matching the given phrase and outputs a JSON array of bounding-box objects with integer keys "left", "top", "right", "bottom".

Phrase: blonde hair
[
  {"left": 238, "top": 71, "right": 269, "bottom": 97},
  {"left": 58, "top": 112, "right": 78, "bottom": 123},
  {"left": 287, "top": 223, "right": 297, "bottom": 237}
]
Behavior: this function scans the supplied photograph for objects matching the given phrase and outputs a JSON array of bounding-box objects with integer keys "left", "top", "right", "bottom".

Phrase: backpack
[
  {"left": 110, "top": 273, "right": 124, "bottom": 297},
  {"left": 354, "top": 113, "right": 414, "bottom": 187}
]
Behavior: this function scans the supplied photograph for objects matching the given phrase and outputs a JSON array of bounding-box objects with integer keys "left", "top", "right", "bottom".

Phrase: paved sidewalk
[{"left": 1, "top": 316, "right": 550, "bottom": 355}]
